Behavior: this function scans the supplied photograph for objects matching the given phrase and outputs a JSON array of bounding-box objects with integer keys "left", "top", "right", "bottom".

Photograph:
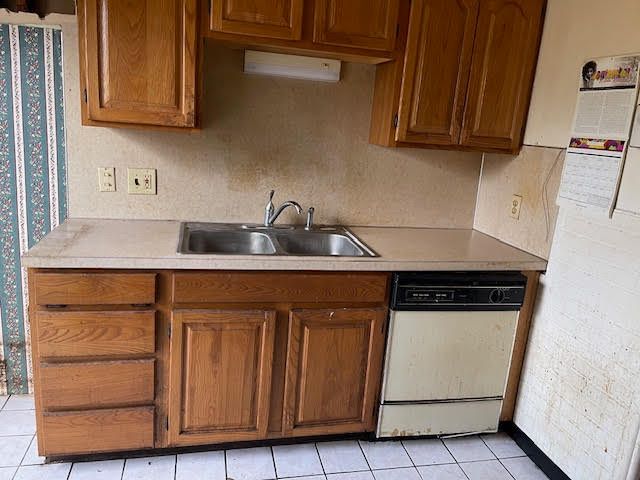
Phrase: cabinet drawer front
[
  {"left": 173, "top": 272, "right": 388, "bottom": 303},
  {"left": 37, "top": 311, "right": 156, "bottom": 359},
  {"left": 34, "top": 273, "right": 156, "bottom": 306},
  {"left": 41, "top": 407, "right": 154, "bottom": 456},
  {"left": 40, "top": 360, "right": 155, "bottom": 410}
]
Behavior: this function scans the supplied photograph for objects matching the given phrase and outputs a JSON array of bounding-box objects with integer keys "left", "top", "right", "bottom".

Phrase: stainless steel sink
[
  {"left": 183, "top": 228, "right": 276, "bottom": 255},
  {"left": 274, "top": 231, "right": 369, "bottom": 256},
  {"left": 178, "top": 223, "right": 376, "bottom": 257}
]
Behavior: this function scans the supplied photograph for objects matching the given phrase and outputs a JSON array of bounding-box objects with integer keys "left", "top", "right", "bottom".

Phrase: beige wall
[
  {"left": 0, "top": 10, "right": 482, "bottom": 229},
  {"left": 524, "top": 0, "right": 640, "bottom": 148},
  {"left": 474, "top": 146, "right": 564, "bottom": 259}
]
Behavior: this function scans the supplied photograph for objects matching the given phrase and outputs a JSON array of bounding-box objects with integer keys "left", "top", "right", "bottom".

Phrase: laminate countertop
[{"left": 21, "top": 218, "right": 547, "bottom": 271}]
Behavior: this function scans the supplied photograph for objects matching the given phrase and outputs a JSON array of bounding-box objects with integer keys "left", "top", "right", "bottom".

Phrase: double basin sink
[{"left": 178, "top": 223, "right": 377, "bottom": 257}]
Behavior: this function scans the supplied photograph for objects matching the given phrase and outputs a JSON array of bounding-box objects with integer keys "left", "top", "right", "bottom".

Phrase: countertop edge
[{"left": 21, "top": 257, "right": 548, "bottom": 272}]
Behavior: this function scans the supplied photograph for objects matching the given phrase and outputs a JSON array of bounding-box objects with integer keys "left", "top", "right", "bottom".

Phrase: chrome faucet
[{"left": 264, "top": 190, "right": 302, "bottom": 227}]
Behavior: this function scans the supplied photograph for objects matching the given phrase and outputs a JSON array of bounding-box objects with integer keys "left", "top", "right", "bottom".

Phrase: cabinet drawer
[
  {"left": 172, "top": 272, "right": 389, "bottom": 303},
  {"left": 40, "top": 360, "right": 155, "bottom": 410},
  {"left": 36, "top": 311, "right": 156, "bottom": 359},
  {"left": 41, "top": 407, "right": 155, "bottom": 456},
  {"left": 34, "top": 273, "right": 156, "bottom": 306}
]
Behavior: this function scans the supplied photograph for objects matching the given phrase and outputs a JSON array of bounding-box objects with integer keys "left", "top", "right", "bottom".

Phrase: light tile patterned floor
[{"left": 0, "top": 395, "right": 549, "bottom": 480}]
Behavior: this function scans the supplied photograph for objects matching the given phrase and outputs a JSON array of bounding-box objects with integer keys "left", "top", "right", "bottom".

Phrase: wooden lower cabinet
[
  {"left": 283, "top": 308, "right": 387, "bottom": 435},
  {"left": 168, "top": 309, "right": 276, "bottom": 445},
  {"left": 29, "top": 270, "right": 390, "bottom": 458}
]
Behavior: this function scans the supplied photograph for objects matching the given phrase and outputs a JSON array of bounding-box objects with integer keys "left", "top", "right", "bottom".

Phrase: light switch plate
[
  {"left": 510, "top": 194, "right": 523, "bottom": 220},
  {"left": 127, "top": 168, "right": 156, "bottom": 195},
  {"left": 98, "top": 167, "right": 116, "bottom": 192}
]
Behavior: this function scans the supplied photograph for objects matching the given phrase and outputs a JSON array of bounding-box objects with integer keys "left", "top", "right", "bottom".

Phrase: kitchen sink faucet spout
[{"left": 264, "top": 190, "right": 303, "bottom": 226}]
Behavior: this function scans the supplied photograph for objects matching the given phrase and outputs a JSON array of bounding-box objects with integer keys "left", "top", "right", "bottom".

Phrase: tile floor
[{"left": 0, "top": 395, "right": 549, "bottom": 480}]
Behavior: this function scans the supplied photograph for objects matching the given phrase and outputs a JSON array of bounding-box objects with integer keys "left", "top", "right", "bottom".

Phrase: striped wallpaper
[{"left": 0, "top": 24, "right": 67, "bottom": 395}]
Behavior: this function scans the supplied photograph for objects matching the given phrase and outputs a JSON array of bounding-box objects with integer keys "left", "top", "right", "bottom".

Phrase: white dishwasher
[{"left": 377, "top": 272, "right": 527, "bottom": 438}]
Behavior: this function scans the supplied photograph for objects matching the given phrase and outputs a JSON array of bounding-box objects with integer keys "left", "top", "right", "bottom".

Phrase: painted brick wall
[{"left": 514, "top": 209, "right": 640, "bottom": 479}]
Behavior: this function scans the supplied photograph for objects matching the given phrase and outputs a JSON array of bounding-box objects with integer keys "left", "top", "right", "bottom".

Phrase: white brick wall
[{"left": 514, "top": 208, "right": 640, "bottom": 479}]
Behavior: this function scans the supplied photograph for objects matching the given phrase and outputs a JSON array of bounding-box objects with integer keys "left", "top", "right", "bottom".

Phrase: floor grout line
[
  {"left": 439, "top": 438, "right": 471, "bottom": 480},
  {"left": 224, "top": 448, "right": 228, "bottom": 480},
  {"left": 356, "top": 440, "right": 373, "bottom": 474},
  {"left": 173, "top": 451, "right": 178, "bottom": 480},
  {"left": 270, "top": 445, "right": 278, "bottom": 479},
  {"left": 313, "top": 442, "right": 327, "bottom": 479}
]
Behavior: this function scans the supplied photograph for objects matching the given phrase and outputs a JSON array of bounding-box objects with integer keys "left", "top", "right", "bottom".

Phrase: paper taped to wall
[
  {"left": 631, "top": 102, "right": 640, "bottom": 147},
  {"left": 558, "top": 54, "right": 640, "bottom": 216},
  {"left": 558, "top": 151, "right": 623, "bottom": 210},
  {"left": 616, "top": 147, "right": 640, "bottom": 215},
  {"left": 573, "top": 89, "right": 637, "bottom": 138}
]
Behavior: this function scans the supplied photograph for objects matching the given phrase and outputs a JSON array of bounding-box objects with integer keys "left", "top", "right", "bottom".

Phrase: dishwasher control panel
[{"left": 391, "top": 272, "right": 527, "bottom": 311}]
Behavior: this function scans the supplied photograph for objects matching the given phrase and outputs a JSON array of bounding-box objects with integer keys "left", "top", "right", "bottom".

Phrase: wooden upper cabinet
[
  {"left": 460, "top": 0, "right": 545, "bottom": 151},
  {"left": 210, "top": 0, "right": 304, "bottom": 40},
  {"left": 313, "top": 0, "right": 400, "bottom": 52},
  {"left": 396, "top": 0, "right": 478, "bottom": 145},
  {"left": 283, "top": 308, "right": 386, "bottom": 436},
  {"left": 168, "top": 310, "right": 276, "bottom": 446},
  {"left": 79, "top": 0, "right": 199, "bottom": 128}
]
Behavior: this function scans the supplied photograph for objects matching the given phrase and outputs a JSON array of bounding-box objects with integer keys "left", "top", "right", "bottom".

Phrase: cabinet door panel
[
  {"left": 313, "top": 0, "right": 400, "bottom": 52},
  {"left": 396, "top": 0, "right": 478, "bottom": 145},
  {"left": 211, "top": 0, "right": 304, "bottom": 40},
  {"left": 80, "top": 0, "right": 198, "bottom": 127},
  {"left": 168, "top": 310, "right": 275, "bottom": 446},
  {"left": 283, "top": 308, "right": 386, "bottom": 436},
  {"left": 460, "top": 0, "right": 545, "bottom": 151}
]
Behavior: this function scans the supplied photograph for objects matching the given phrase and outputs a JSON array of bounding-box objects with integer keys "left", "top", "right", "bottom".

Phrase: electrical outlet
[
  {"left": 127, "top": 168, "right": 157, "bottom": 195},
  {"left": 98, "top": 167, "right": 116, "bottom": 192},
  {"left": 510, "top": 194, "right": 523, "bottom": 220}
]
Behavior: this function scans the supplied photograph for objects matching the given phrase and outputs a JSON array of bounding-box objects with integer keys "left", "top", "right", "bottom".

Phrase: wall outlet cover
[
  {"left": 127, "top": 168, "right": 157, "bottom": 195},
  {"left": 511, "top": 194, "right": 523, "bottom": 220},
  {"left": 98, "top": 167, "right": 116, "bottom": 192}
]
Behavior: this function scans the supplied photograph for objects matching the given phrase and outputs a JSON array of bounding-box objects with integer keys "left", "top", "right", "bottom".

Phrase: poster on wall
[
  {"left": 558, "top": 54, "right": 640, "bottom": 216},
  {"left": 631, "top": 98, "right": 640, "bottom": 147}
]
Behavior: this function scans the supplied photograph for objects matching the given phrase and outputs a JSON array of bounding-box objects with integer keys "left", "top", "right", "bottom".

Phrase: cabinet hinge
[
  {"left": 393, "top": 113, "right": 399, "bottom": 128},
  {"left": 165, "top": 416, "right": 169, "bottom": 430},
  {"left": 83, "top": 88, "right": 87, "bottom": 103},
  {"left": 167, "top": 325, "right": 172, "bottom": 338}
]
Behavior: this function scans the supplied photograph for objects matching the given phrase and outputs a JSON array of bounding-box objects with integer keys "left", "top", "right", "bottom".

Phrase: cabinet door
[
  {"left": 210, "top": 0, "right": 304, "bottom": 40},
  {"left": 460, "top": 0, "right": 545, "bottom": 152},
  {"left": 283, "top": 308, "right": 386, "bottom": 436},
  {"left": 313, "top": 0, "right": 400, "bottom": 52},
  {"left": 396, "top": 0, "right": 479, "bottom": 145},
  {"left": 79, "top": 0, "right": 198, "bottom": 127},
  {"left": 168, "top": 310, "right": 276, "bottom": 445}
]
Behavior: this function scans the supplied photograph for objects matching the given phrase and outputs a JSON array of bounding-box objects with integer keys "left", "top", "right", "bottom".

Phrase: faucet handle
[{"left": 264, "top": 190, "right": 276, "bottom": 226}]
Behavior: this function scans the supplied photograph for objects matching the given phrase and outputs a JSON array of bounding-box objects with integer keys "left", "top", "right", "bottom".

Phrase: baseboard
[{"left": 500, "top": 421, "right": 571, "bottom": 480}]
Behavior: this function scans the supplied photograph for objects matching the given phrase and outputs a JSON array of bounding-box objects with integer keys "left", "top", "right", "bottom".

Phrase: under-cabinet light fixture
[{"left": 243, "top": 50, "right": 341, "bottom": 82}]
